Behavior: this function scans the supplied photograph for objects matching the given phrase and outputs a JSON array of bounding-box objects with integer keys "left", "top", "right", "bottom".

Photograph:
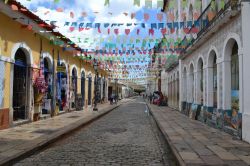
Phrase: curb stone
[{"left": 146, "top": 103, "right": 185, "bottom": 166}]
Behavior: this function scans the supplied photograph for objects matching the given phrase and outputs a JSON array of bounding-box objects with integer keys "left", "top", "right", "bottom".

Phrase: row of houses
[
  {"left": 0, "top": 1, "right": 128, "bottom": 129},
  {"left": 149, "top": 0, "right": 250, "bottom": 143}
]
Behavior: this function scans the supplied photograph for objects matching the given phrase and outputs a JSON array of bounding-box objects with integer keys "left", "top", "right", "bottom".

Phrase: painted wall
[
  {"left": 0, "top": 11, "right": 109, "bottom": 128},
  {"left": 242, "top": 1, "right": 250, "bottom": 143}
]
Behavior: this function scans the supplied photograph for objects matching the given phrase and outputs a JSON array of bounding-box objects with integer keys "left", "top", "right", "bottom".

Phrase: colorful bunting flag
[
  {"left": 104, "top": 0, "right": 110, "bottom": 6},
  {"left": 145, "top": 0, "right": 152, "bottom": 9},
  {"left": 157, "top": 0, "right": 163, "bottom": 9},
  {"left": 134, "top": 0, "right": 140, "bottom": 7},
  {"left": 144, "top": 13, "right": 150, "bottom": 21}
]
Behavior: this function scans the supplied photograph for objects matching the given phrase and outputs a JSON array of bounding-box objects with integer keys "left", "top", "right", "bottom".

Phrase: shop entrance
[
  {"left": 88, "top": 74, "right": 92, "bottom": 105},
  {"left": 71, "top": 68, "right": 77, "bottom": 109},
  {"left": 81, "top": 71, "right": 85, "bottom": 107},
  {"left": 13, "top": 49, "right": 29, "bottom": 121},
  {"left": 57, "top": 63, "right": 67, "bottom": 111},
  {"left": 42, "top": 57, "right": 52, "bottom": 115}
]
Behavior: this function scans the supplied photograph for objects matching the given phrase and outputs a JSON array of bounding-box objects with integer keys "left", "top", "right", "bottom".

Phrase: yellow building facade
[{"left": 0, "top": 1, "right": 109, "bottom": 129}]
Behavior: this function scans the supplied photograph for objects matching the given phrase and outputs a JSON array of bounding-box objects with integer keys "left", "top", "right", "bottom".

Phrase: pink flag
[
  {"left": 144, "top": 13, "right": 150, "bottom": 21},
  {"left": 157, "top": 13, "right": 163, "bottom": 22},
  {"left": 70, "top": 12, "right": 74, "bottom": 18},
  {"left": 114, "top": 29, "right": 119, "bottom": 35}
]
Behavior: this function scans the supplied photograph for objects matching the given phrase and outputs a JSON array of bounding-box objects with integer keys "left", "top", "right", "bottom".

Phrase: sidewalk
[
  {"left": 147, "top": 104, "right": 250, "bottom": 166},
  {"left": 0, "top": 99, "right": 130, "bottom": 165}
]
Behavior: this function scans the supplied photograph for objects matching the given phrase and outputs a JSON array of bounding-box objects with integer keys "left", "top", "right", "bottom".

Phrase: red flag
[
  {"left": 114, "top": 29, "right": 119, "bottom": 35},
  {"left": 98, "top": 28, "right": 101, "bottom": 33},
  {"left": 137, "top": 29, "right": 140, "bottom": 35},
  {"left": 170, "top": 28, "right": 175, "bottom": 34},
  {"left": 183, "top": 28, "right": 189, "bottom": 34},
  {"left": 149, "top": 29, "right": 154, "bottom": 36},
  {"left": 125, "top": 29, "right": 130, "bottom": 35},
  {"left": 161, "top": 28, "right": 167, "bottom": 35}
]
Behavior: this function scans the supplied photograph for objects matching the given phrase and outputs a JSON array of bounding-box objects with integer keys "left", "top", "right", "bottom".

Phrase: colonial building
[
  {"left": 0, "top": 1, "right": 109, "bottom": 129},
  {"left": 161, "top": 0, "right": 250, "bottom": 143}
]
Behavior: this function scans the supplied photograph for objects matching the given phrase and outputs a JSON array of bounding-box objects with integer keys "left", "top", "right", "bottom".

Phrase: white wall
[{"left": 242, "top": 1, "right": 250, "bottom": 143}]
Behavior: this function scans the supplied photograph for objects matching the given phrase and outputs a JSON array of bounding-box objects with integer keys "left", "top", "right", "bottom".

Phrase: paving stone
[
  {"left": 14, "top": 98, "right": 174, "bottom": 165},
  {"left": 179, "top": 151, "right": 200, "bottom": 160},
  {"left": 193, "top": 147, "right": 214, "bottom": 156},
  {"left": 200, "top": 155, "right": 225, "bottom": 165},
  {"left": 237, "top": 155, "right": 250, "bottom": 165},
  {"left": 224, "top": 160, "right": 249, "bottom": 166},
  {"left": 148, "top": 104, "right": 250, "bottom": 166},
  {"left": 207, "top": 145, "right": 239, "bottom": 160}
]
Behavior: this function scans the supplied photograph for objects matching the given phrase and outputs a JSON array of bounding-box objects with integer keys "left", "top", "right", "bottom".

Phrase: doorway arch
[
  {"left": 207, "top": 50, "right": 218, "bottom": 111},
  {"left": 88, "top": 73, "right": 92, "bottom": 106},
  {"left": 12, "top": 48, "right": 30, "bottom": 121},
  {"left": 223, "top": 38, "right": 241, "bottom": 131},
  {"left": 197, "top": 57, "right": 204, "bottom": 105},
  {"left": 71, "top": 67, "right": 77, "bottom": 109},
  {"left": 42, "top": 56, "right": 53, "bottom": 115},
  {"left": 57, "top": 62, "right": 68, "bottom": 111}
]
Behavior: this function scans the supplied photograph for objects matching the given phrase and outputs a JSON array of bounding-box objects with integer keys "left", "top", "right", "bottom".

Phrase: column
[
  {"left": 179, "top": 60, "right": 183, "bottom": 110},
  {"left": 216, "top": 61, "right": 222, "bottom": 110},
  {"left": 202, "top": 66, "right": 206, "bottom": 107},
  {"left": 222, "top": 61, "right": 231, "bottom": 110},
  {"left": 195, "top": 70, "right": 200, "bottom": 105},
  {"left": 206, "top": 66, "right": 214, "bottom": 108},
  {"left": 100, "top": 78, "right": 103, "bottom": 100}
]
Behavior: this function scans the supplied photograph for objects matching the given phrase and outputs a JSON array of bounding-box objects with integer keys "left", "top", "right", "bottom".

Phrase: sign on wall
[{"left": 57, "top": 66, "right": 66, "bottom": 73}]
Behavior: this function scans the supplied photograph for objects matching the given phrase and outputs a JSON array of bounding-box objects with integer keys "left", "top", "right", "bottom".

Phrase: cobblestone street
[{"left": 14, "top": 98, "right": 176, "bottom": 166}]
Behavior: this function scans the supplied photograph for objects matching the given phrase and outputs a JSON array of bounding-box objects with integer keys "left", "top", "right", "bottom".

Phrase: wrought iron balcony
[{"left": 179, "top": 0, "right": 240, "bottom": 56}]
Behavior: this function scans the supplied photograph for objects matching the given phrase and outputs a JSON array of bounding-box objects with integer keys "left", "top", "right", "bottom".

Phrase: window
[{"left": 231, "top": 43, "right": 239, "bottom": 90}]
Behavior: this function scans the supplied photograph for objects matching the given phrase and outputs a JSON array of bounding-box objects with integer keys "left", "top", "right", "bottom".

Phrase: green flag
[
  {"left": 104, "top": 0, "right": 110, "bottom": 6},
  {"left": 157, "top": 0, "right": 163, "bottom": 9},
  {"left": 145, "top": 0, "right": 152, "bottom": 9},
  {"left": 134, "top": 0, "right": 140, "bottom": 7}
]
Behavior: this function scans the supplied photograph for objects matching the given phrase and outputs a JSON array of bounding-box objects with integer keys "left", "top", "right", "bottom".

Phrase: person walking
[{"left": 149, "top": 93, "right": 153, "bottom": 104}]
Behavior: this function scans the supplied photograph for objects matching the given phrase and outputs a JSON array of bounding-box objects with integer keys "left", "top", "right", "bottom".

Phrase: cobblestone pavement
[{"left": 15, "top": 97, "right": 176, "bottom": 166}]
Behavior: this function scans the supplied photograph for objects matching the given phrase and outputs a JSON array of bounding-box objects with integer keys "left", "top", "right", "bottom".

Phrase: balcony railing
[{"left": 179, "top": 0, "right": 240, "bottom": 55}]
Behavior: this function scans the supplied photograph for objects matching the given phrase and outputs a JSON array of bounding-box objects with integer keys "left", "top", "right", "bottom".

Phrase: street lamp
[{"left": 93, "top": 58, "right": 98, "bottom": 111}]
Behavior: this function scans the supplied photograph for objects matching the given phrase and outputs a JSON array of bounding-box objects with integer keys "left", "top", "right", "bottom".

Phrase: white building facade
[{"left": 161, "top": 0, "right": 250, "bottom": 143}]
